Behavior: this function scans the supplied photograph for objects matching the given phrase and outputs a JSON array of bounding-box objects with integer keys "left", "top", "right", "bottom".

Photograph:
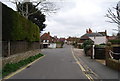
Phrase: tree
[
  {"left": 105, "top": 1, "right": 120, "bottom": 38},
  {"left": 10, "top": 0, "right": 59, "bottom": 18},
  {"left": 17, "top": 2, "right": 46, "bottom": 32},
  {"left": 9, "top": 0, "right": 60, "bottom": 32},
  {"left": 28, "top": 10, "right": 46, "bottom": 32}
]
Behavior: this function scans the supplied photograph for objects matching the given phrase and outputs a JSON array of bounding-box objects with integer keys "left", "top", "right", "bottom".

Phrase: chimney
[
  {"left": 89, "top": 28, "right": 92, "bottom": 33},
  {"left": 48, "top": 32, "right": 50, "bottom": 35},
  {"left": 86, "top": 29, "right": 89, "bottom": 33},
  {"left": 105, "top": 30, "right": 107, "bottom": 36}
]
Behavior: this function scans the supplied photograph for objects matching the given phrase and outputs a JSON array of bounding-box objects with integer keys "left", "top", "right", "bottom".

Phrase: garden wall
[
  {"left": 105, "top": 46, "right": 120, "bottom": 71},
  {"left": 2, "top": 49, "right": 41, "bottom": 67},
  {"left": 106, "top": 59, "right": 120, "bottom": 71},
  {"left": 2, "top": 41, "right": 40, "bottom": 57}
]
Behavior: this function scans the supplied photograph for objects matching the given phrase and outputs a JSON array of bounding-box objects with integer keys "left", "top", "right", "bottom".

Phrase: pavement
[
  {"left": 95, "top": 60, "right": 105, "bottom": 65},
  {"left": 3, "top": 44, "right": 120, "bottom": 80},
  {"left": 73, "top": 48, "right": 119, "bottom": 79}
]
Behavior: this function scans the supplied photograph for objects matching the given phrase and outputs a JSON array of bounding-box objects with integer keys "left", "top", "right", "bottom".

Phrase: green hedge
[
  {"left": 82, "top": 40, "right": 93, "bottom": 55},
  {"left": 82, "top": 40, "right": 93, "bottom": 48},
  {"left": 108, "top": 40, "right": 120, "bottom": 44},
  {"left": 84, "top": 45, "right": 92, "bottom": 55},
  {"left": 2, "top": 3, "right": 40, "bottom": 42},
  {"left": 95, "top": 45, "right": 106, "bottom": 48}
]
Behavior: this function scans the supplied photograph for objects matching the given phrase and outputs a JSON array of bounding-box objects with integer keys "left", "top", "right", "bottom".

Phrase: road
[{"left": 5, "top": 44, "right": 119, "bottom": 80}]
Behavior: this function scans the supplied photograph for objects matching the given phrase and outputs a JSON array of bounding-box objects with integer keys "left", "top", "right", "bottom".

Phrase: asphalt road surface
[{"left": 6, "top": 44, "right": 120, "bottom": 80}]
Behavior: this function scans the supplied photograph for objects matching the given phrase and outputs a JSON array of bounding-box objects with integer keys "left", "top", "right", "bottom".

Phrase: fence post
[
  {"left": 92, "top": 45, "right": 95, "bottom": 59},
  {"left": 8, "top": 40, "right": 10, "bottom": 56},
  {"left": 105, "top": 46, "right": 111, "bottom": 66}
]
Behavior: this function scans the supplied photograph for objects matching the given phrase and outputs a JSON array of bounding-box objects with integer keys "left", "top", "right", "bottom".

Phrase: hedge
[
  {"left": 95, "top": 45, "right": 106, "bottom": 48},
  {"left": 108, "top": 40, "right": 120, "bottom": 44},
  {"left": 84, "top": 45, "right": 92, "bottom": 55},
  {"left": 82, "top": 40, "right": 93, "bottom": 55},
  {"left": 2, "top": 3, "right": 40, "bottom": 42}
]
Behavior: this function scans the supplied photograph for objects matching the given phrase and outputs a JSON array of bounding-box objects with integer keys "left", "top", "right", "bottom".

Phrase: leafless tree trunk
[{"left": 105, "top": 3, "right": 120, "bottom": 37}]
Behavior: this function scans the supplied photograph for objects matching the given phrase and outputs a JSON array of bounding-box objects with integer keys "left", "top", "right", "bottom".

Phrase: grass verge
[{"left": 2, "top": 53, "right": 44, "bottom": 77}]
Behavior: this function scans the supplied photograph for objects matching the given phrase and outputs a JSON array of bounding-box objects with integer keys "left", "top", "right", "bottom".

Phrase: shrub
[
  {"left": 95, "top": 45, "right": 106, "bottom": 48},
  {"left": 2, "top": 53, "right": 44, "bottom": 77},
  {"left": 82, "top": 40, "right": 93, "bottom": 55},
  {"left": 108, "top": 40, "right": 120, "bottom": 44},
  {"left": 82, "top": 40, "right": 94, "bottom": 48},
  {"left": 84, "top": 45, "right": 92, "bottom": 54},
  {"left": 78, "top": 44, "right": 83, "bottom": 49}
]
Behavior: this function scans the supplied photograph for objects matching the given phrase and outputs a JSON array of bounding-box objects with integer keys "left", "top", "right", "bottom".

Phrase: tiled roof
[
  {"left": 80, "top": 36, "right": 89, "bottom": 40},
  {"left": 82, "top": 33, "right": 103, "bottom": 37},
  {"left": 98, "top": 32, "right": 107, "bottom": 36}
]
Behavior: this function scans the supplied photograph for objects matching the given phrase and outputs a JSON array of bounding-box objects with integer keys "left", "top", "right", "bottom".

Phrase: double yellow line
[
  {"left": 71, "top": 48, "right": 94, "bottom": 81},
  {"left": 1, "top": 55, "right": 45, "bottom": 80}
]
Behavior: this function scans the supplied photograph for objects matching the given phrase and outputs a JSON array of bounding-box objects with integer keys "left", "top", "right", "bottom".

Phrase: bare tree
[
  {"left": 9, "top": 0, "right": 60, "bottom": 18},
  {"left": 105, "top": 1, "right": 120, "bottom": 38}
]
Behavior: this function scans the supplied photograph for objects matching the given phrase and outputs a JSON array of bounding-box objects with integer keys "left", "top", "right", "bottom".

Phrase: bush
[
  {"left": 82, "top": 40, "right": 94, "bottom": 48},
  {"left": 84, "top": 45, "right": 92, "bottom": 55},
  {"left": 2, "top": 3, "right": 40, "bottom": 42},
  {"left": 78, "top": 44, "right": 83, "bottom": 49},
  {"left": 82, "top": 40, "right": 93, "bottom": 55},
  {"left": 108, "top": 40, "right": 120, "bottom": 44},
  {"left": 72, "top": 42, "right": 77, "bottom": 48},
  {"left": 2, "top": 53, "right": 44, "bottom": 77},
  {"left": 95, "top": 45, "right": 106, "bottom": 48}
]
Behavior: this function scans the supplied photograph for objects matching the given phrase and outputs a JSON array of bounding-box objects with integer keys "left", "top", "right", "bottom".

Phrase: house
[
  {"left": 98, "top": 30, "right": 107, "bottom": 36},
  {"left": 40, "top": 32, "right": 65, "bottom": 48},
  {"left": 40, "top": 32, "right": 56, "bottom": 48},
  {"left": 80, "top": 28, "right": 108, "bottom": 45},
  {"left": 59, "top": 38, "right": 66, "bottom": 43},
  {"left": 66, "top": 37, "right": 79, "bottom": 45},
  {"left": 79, "top": 35, "right": 90, "bottom": 45},
  {"left": 107, "top": 36, "right": 117, "bottom": 40}
]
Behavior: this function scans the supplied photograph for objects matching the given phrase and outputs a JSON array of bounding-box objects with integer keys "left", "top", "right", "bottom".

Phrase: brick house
[
  {"left": 40, "top": 32, "right": 55, "bottom": 48},
  {"left": 40, "top": 32, "right": 62, "bottom": 48}
]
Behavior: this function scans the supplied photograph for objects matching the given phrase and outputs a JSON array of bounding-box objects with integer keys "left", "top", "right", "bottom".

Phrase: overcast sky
[{"left": 1, "top": 0, "right": 120, "bottom": 38}]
